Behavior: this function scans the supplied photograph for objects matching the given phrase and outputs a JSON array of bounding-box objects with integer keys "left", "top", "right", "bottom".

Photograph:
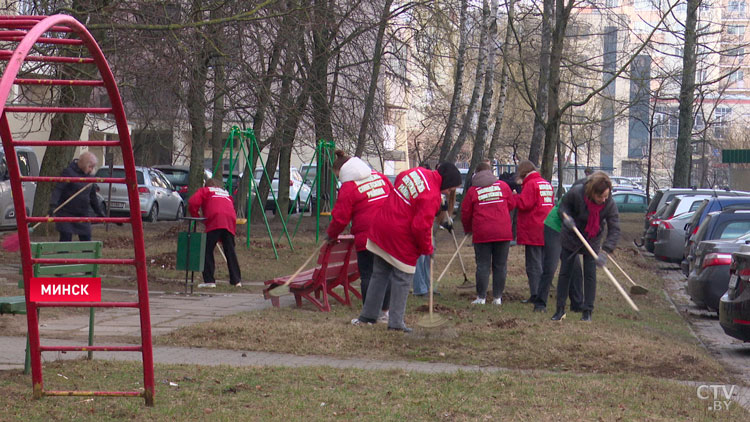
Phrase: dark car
[
  {"left": 687, "top": 232, "right": 750, "bottom": 311},
  {"left": 684, "top": 196, "right": 750, "bottom": 245},
  {"left": 719, "top": 249, "right": 750, "bottom": 341},
  {"left": 682, "top": 209, "right": 750, "bottom": 276},
  {"left": 152, "top": 165, "right": 212, "bottom": 203}
]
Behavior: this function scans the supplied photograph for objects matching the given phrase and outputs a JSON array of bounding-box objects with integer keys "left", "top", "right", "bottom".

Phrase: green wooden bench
[
  {"left": 16, "top": 241, "right": 102, "bottom": 374},
  {"left": 0, "top": 296, "right": 27, "bottom": 315}
]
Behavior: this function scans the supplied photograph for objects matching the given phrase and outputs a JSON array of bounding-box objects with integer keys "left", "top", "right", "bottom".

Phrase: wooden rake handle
[
  {"left": 437, "top": 234, "right": 469, "bottom": 283},
  {"left": 279, "top": 245, "right": 321, "bottom": 288},
  {"left": 608, "top": 254, "right": 638, "bottom": 288},
  {"left": 34, "top": 182, "right": 94, "bottom": 231},
  {"left": 562, "top": 212, "right": 639, "bottom": 312}
]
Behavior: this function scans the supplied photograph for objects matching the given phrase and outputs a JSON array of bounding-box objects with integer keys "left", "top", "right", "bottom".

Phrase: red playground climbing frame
[{"left": 0, "top": 15, "right": 155, "bottom": 405}]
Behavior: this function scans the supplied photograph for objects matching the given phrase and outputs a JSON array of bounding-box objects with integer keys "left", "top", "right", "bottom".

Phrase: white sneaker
[
  {"left": 471, "top": 298, "right": 486, "bottom": 305},
  {"left": 377, "top": 310, "right": 389, "bottom": 324},
  {"left": 350, "top": 318, "right": 373, "bottom": 326},
  {"left": 234, "top": 283, "right": 242, "bottom": 287},
  {"left": 492, "top": 297, "right": 502, "bottom": 305},
  {"left": 198, "top": 283, "right": 216, "bottom": 288}
]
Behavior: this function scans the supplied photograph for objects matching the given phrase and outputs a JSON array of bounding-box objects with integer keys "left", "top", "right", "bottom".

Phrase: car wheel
[
  {"left": 176, "top": 203, "right": 184, "bottom": 220},
  {"left": 101, "top": 201, "right": 107, "bottom": 215},
  {"left": 289, "top": 199, "right": 300, "bottom": 214},
  {"left": 146, "top": 203, "right": 158, "bottom": 223}
]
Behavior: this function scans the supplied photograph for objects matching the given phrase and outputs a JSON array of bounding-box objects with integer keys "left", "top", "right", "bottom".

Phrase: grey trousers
[
  {"left": 358, "top": 255, "right": 413, "bottom": 329},
  {"left": 474, "top": 241, "right": 510, "bottom": 299},
  {"left": 525, "top": 244, "right": 544, "bottom": 298}
]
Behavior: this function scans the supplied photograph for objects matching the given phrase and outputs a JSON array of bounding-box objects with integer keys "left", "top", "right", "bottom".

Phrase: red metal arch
[{"left": 0, "top": 15, "right": 154, "bottom": 405}]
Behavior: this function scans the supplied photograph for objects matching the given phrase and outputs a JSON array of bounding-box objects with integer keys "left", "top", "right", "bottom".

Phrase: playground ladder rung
[
  {"left": 41, "top": 345, "right": 142, "bottom": 352},
  {"left": 0, "top": 23, "right": 73, "bottom": 32},
  {"left": 0, "top": 50, "right": 95, "bottom": 64},
  {"left": 44, "top": 390, "right": 143, "bottom": 398},
  {"left": 36, "top": 302, "right": 140, "bottom": 308},
  {"left": 22, "top": 176, "right": 126, "bottom": 183},
  {"left": 0, "top": 35, "right": 83, "bottom": 45},
  {"left": 4, "top": 106, "right": 112, "bottom": 114},
  {"left": 14, "top": 78, "right": 104, "bottom": 86},
  {"left": 2, "top": 15, "right": 46, "bottom": 21},
  {"left": 14, "top": 140, "right": 121, "bottom": 147},
  {"left": 26, "top": 216, "right": 131, "bottom": 224},
  {"left": 32, "top": 258, "right": 136, "bottom": 265}
]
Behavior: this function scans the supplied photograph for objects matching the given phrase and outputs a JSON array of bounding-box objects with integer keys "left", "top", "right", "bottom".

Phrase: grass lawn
[
  {"left": 154, "top": 214, "right": 729, "bottom": 383},
  {"left": 0, "top": 360, "right": 744, "bottom": 421}
]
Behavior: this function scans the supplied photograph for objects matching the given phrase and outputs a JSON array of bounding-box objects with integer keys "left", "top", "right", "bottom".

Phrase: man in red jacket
[
  {"left": 461, "top": 162, "right": 516, "bottom": 305},
  {"left": 327, "top": 150, "right": 393, "bottom": 321},
  {"left": 188, "top": 178, "right": 242, "bottom": 288},
  {"left": 514, "top": 160, "right": 554, "bottom": 303},
  {"left": 351, "top": 162, "right": 463, "bottom": 332}
]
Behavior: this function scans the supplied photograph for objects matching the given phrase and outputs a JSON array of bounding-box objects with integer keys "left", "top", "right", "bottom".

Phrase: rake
[
  {"left": 417, "top": 250, "right": 448, "bottom": 328},
  {"left": 267, "top": 246, "right": 320, "bottom": 297},
  {"left": 608, "top": 255, "right": 649, "bottom": 295}
]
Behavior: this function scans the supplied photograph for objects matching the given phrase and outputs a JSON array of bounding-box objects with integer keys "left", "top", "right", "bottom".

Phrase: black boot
[
  {"left": 551, "top": 308, "right": 566, "bottom": 321},
  {"left": 581, "top": 310, "right": 592, "bottom": 322}
]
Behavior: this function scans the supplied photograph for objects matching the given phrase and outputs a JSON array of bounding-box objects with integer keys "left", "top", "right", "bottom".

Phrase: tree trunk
[
  {"left": 673, "top": 0, "right": 699, "bottom": 187},
  {"left": 527, "top": 0, "right": 553, "bottom": 165},
  {"left": 438, "top": 0, "right": 469, "bottom": 162},
  {"left": 354, "top": 0, "right": 393, "bottom": 156},
  {"left": 470, "top": 0, "right": 498, "bottom": 162},
  {"left": 31, "top": 0, "right": 111, "bottom": 235},
  {"left": 210, "top": 54, "right": 226, "bottom": 181},
  {"left": 540, "top": 0, "right": 574, "bottom": 181},
  {"left": 487, "top": 0, "right": 514, "bottom": 161},
  {"left": 186, "top": 3, "right": 211, "bottom": 198},
  {"left": 446, "top": 0, "right": 490, "bottom": 162},
  {"left": 310, "top": 0, "right": 335, "bottom": 144}
]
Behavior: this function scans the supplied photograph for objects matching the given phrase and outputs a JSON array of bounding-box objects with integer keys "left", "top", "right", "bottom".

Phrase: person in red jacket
[
  {"left": 327, "top": 150, "right": 393, "bottom": 321},
  {"left": 351, "top": 162, "right": 463, "bottom": 332},
  {"left": 514, "top": 160, "right": 554, "bottom": 303},
  {"left": 461, "top": 162, "right": 516, "bottom": 305},
  {"left": 188, "top": 178, "right": 241, "bottom": 288}
]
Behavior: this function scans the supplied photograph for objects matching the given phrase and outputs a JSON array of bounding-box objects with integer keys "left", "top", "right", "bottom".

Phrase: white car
[
  {"left": 253, "top": 167, "right": 312, "bottom": 214},
  {"left": 95, "top": 166, "right": 185, "bottom": 222}
]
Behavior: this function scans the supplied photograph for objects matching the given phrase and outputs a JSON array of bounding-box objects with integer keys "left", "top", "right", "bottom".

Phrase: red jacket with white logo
[
  {"left": 514, "top": 171, "right": 554, "bottom": 246},
  {"left": 368, "top": 167, "right": 442, "bottom": 267},
  {"left": 461, "top": 180, "right": 516, "bottom": 243},
  {"left": 327, "top": 171, "right": 393, "bottom": 251},
  {"left": 188, "top": 186, "right": 237, "bottom": 235}
]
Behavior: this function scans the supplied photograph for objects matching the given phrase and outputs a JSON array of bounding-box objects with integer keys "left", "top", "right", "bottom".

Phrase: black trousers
[
  {"left": 357, "top": 250, "right": 389, "bottom": 311},
  {"left": 59, "top": 232, "right": 91, "bottom": 242},
  {"left": 203, "top": 229, "right": 241, "bottom": 285},
  {"left": 474, "top": 241, "right": 510, "bottom": 299},
  {"left": 556, "top": 245, "right": 597, "bottom": 311},
  {"left": 534, "top": 226, "right": 582, "bottom": 308}
]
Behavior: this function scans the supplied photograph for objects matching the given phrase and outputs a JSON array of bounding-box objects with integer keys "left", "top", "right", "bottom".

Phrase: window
[
  {"left": 714, "top": 107, "right": 731, "bottom": 139},
  {"left": 690, "top": 201, "right": 703, "bottom": 212},
  {"left": 614, "top": 194, "right": 627, "bottom": 204},
  {"left": 605, "top": 0, "right": 618, "bottom": 6},
  {"left": 728, "top": 25, "right": 746, "bottom": 36},
  {"left": 727, "top": 46, "right": 745, "bottom": 57},
  {"left": 95, "top": 168, "right": 145, "bottom": 184},
  {"left": 729, "top": 1, "right": 746, "bottom": 13},
  {"left": 628, "top": 195, "right": 646, "bottom": 205},
  {"left": 17, "top": 152, "right": 31, "bottom": 176},
  {"left": 654, "top": 106, "right": 679, "bottom": 138},
  {"left": 718, "top": 220, "right": 750, "bottom": 239},
  {"left": 729, "top": 70, "right": 744, "bottom": 87},
  {"left": 634, "top": 0, "right": 652, "bottom": 10}
]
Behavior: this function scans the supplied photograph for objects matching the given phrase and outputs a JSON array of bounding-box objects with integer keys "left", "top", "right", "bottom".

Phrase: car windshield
[
  {"left": 159, "top": 170, "right": 189, "bottom": 185},
  {"left": 95, "top": 168, "right": 144, "bottom": 184},
  {"left": 718, "top": 221, "right": 750, "bottom": 239}
]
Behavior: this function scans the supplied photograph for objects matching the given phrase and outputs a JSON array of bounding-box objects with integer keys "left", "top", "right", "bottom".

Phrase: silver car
[
  {"left": 654, "top": 211, "right": 694, "bottom": 263},
  {"left": 0, "top": 147, "right": 39, "bottom": 227},
  {"left": 95, "top": 166, "right": 184, "bottom": 222}
]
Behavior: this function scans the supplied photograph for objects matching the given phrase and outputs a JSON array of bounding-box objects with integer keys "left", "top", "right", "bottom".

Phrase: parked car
[
  {"left": 682, "top": 209, "right": 750, "bottom": 276},
  {"left": 0, "top": 147, "right": 39, "bottom": 228},
  {"left": 687, "top": 232, "right": 750, "bottom": 311},
  {"left": 253, "top": 167, "right": 312, "bottom": 213},
  {"left": 719, "top": 248, "right": 750, "bottom": 341},
  {"left": 95, "top": 166, "right": 184, "bottom": 222},
  {"left": 610, "top": 176, "right": 644, "bottom": 192},
  {"left": 683, "top": 196, "right": 750, "bottom": 245},
  {"left": 644, "top": 196, "right": 708, "bottom": 253},
  {"left": 612, "top": 192, "right": 648, "bottom": 213},
  {"left": 644, "top": 188, "right": 746, "bottom": 231},
  {"left": 654, "top": 211, "right": 695, "bottom": 263},
  {"left": 152, "top": 165, "right": 212, "bottom": 203}
]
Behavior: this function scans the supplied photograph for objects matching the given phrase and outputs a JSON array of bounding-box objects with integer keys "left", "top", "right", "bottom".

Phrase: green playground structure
[{"left": 212, "top": 127, "right": 339, "bottom": 258}]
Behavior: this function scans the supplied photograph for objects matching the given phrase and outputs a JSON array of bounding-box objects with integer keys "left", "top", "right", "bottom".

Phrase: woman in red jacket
[
  {"left": 351, "top": 162, "right": 463, "bottom": 332},
  {"left": 327, "top": 150, "right": 393, "bottom": 320},
  {"left": 188, "top": 178, "right": 242, "bottom": 288},
  {"left": 514, "top": 160, "right": 555, "bottom": 304},
  {"left": 461, "top": 162, "right": 515, "bottom": 305}
]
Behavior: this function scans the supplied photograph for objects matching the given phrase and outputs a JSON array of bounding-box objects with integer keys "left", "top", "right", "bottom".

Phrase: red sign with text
[{"left": 30, "top": 277, "right": 101, "bottom": 302}]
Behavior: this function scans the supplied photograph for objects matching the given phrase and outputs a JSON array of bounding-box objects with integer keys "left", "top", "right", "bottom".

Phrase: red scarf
[{"left": 584, "top": 197, "right": 605, "bottom": 239}]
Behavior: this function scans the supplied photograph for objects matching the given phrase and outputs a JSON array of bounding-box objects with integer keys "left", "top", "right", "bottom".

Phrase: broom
[{"left": 2, "top": 183, "right": 94, "bottom": 252}]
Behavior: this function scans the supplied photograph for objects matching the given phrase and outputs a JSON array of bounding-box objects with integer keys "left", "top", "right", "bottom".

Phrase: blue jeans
[{"left": 412, "top": 254, "right": 431, "bottom": 295}]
